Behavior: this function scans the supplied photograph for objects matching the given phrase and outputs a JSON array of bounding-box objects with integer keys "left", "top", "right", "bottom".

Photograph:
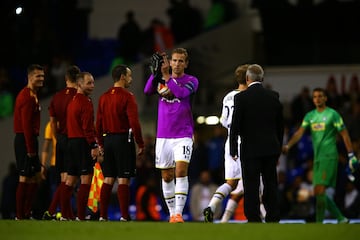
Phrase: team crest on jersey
[{"left": 311, "top": 122, "right": 325, "bottom": 131}]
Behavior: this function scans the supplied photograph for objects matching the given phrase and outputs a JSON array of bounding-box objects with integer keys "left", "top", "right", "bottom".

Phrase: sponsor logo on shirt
[
  {"left": 311, "top": 122, "right": 325, "bottom": 131},
  {"left": 161, "top": 97, "right": 180, "bottom": 103}
]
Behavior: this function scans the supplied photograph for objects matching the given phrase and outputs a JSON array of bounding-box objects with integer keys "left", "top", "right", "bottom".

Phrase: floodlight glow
[
  {"left": 205, "top": 116, "right": 219, "bottom": 125},
  {"left": 15, "top": 7, "right": 23, "bottom": 15},
  {"left": 196, "top": 116, "right": 205, "bottom": 124}
]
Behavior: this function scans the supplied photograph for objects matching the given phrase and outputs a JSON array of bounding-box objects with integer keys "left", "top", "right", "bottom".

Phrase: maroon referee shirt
[
  {"left": 49, "top": 87, "right": 77, "bottom": 135},
  {"left": 96, "top": 87, "right": 144, "bottom": 148},
  {"left": 13, "top": 87, "right": 41, "bottom": 153},
  {"left": 67, "top": 93, "right": 97, "bottom": 145}
]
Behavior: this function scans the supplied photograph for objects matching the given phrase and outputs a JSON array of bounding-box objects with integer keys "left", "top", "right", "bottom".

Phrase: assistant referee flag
[{"left": 88, "top": 162, "right": 104, "bottom": 212}]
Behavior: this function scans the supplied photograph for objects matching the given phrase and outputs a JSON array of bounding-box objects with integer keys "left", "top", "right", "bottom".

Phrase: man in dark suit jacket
[{"left": 230, "top": 64, "right": 284, "bottom": 222}]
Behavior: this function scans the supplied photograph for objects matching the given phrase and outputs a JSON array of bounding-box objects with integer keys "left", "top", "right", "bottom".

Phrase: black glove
[{"left": 150, "top": 52, "right": 164, "bottom": 85}]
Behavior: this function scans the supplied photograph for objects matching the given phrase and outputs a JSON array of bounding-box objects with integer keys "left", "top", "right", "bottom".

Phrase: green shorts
[{"left": 313, "top": 157, "right": 338, "bottom": 188}]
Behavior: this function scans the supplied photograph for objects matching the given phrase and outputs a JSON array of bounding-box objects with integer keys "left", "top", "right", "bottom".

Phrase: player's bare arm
[{"left": 283, "top": 127, "right": 305, "bottom": 153}]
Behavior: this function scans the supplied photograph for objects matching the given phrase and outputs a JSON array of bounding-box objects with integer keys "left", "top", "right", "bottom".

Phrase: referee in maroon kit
[
  {"left": 42, "top": 65, "right": 80, "bottom": 220},
  {"left": 60, "top": 72, "right": 99, "bottom": 220},
  {"left": 96, "top": 64, "right": 144, "bottom": 221},
  {"left": 13, "top": 64, "right": 45, "bottom": 220}
]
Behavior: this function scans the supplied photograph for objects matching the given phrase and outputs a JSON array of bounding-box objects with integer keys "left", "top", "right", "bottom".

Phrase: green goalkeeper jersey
[{"left": 301, "top": 107, "right": 345, "bottom": 163}]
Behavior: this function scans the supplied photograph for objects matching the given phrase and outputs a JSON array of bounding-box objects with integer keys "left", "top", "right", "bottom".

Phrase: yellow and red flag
[{"left": 87, "top": 162, "right": 104, "bottom": 212}]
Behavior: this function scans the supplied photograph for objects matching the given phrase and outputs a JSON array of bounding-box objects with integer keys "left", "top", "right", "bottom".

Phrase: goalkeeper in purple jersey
[
  {"left": 283, "top": 88, "right": 358, "bottom": 223},
  {"left": 144, "top": 48, "right": 198, "bottom": 223}
]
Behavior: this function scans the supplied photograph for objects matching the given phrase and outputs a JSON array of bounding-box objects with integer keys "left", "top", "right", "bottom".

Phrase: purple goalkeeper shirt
[{"left": 144, "top": 74, "right": 198, "bottom": 138}]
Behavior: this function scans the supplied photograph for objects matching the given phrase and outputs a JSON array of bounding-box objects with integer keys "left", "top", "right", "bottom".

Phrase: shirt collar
[{"left": 248, "top": 81, "right": 262, "bottom": 87}]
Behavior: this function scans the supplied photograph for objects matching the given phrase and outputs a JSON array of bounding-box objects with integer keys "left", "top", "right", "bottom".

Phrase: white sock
[
  {"left": 208, "top": 183, "right": 232, "bottom": 213},
  {"left": 175, "top": 176, "right": 188, "bottom": 215},
  {"left": 221, "top": 198, "right": 238, "bottom": 222},
  {"left": 260, "top": 202, "right": 266, "bottom": 221},
  {"left": 162, "top": 179, "right": 175, "bottom": 216}
]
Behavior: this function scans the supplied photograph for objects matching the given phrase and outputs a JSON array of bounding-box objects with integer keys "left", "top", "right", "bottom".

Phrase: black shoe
[
  {"left": 203, "top": 207, "right": 214, "bottom": 223},
  {"left": 42, "top": 211, "right": 55, "bottom": 220},
  {"left": 24, "top": 212, "right": 34, "bottom": 220}
]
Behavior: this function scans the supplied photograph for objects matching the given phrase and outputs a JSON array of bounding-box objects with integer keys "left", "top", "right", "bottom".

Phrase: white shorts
[
  {"left": 224, "top": 138, "right": 242, "bottom": 180},
  {"left": 155, "top": 137, "right": 193, "bottom": 169}
]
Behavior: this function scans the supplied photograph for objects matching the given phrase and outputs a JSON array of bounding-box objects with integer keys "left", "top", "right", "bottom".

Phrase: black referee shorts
[
  {"left": 55, "top": 133, "right": 69, "bottom": 174},
  {"left": 102, "top": 133, "right": 136, "bottom": 178},
  {"left": 14, "top": 133, "right": 40, "bottom": 177},
  {"left": 66, "top": 138, "right": 94, "bottom": 176}
]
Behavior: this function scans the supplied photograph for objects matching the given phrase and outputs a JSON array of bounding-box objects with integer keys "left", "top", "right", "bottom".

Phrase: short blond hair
[
  {"left": 171, "top": 48, "right": 189, "bottom": 62},
  {"left": 235, "top": 64, "right": 249, "bottom": 85}
]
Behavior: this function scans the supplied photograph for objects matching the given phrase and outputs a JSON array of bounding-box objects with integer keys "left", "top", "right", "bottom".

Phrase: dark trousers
[{"left": 242, "top": 155, "right": 280, "bottom": 222}]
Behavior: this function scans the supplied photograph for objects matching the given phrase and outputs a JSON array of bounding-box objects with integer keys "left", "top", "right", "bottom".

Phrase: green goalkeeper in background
[{"left": 283, "top": 87, "right": 358, "bottom": 223}]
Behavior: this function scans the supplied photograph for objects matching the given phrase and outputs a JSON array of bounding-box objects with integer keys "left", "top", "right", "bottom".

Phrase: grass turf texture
[{"left": 0, "top": 221, "right": 358, "bottom": 240}]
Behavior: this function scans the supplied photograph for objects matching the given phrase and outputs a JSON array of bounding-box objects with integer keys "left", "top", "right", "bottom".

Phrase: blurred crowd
[{"left": 0, "top": 0, "right": 239, "bottom": 121}]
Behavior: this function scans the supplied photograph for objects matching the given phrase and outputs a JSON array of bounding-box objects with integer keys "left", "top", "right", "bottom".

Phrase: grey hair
[{"left": 246, "top": 64, "right": 264, "bottom": 82}]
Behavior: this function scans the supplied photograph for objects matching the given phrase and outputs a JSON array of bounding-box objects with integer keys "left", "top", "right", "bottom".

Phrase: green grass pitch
[{"left": 0, "top": 221, "right": 358, "bottom": 240}]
